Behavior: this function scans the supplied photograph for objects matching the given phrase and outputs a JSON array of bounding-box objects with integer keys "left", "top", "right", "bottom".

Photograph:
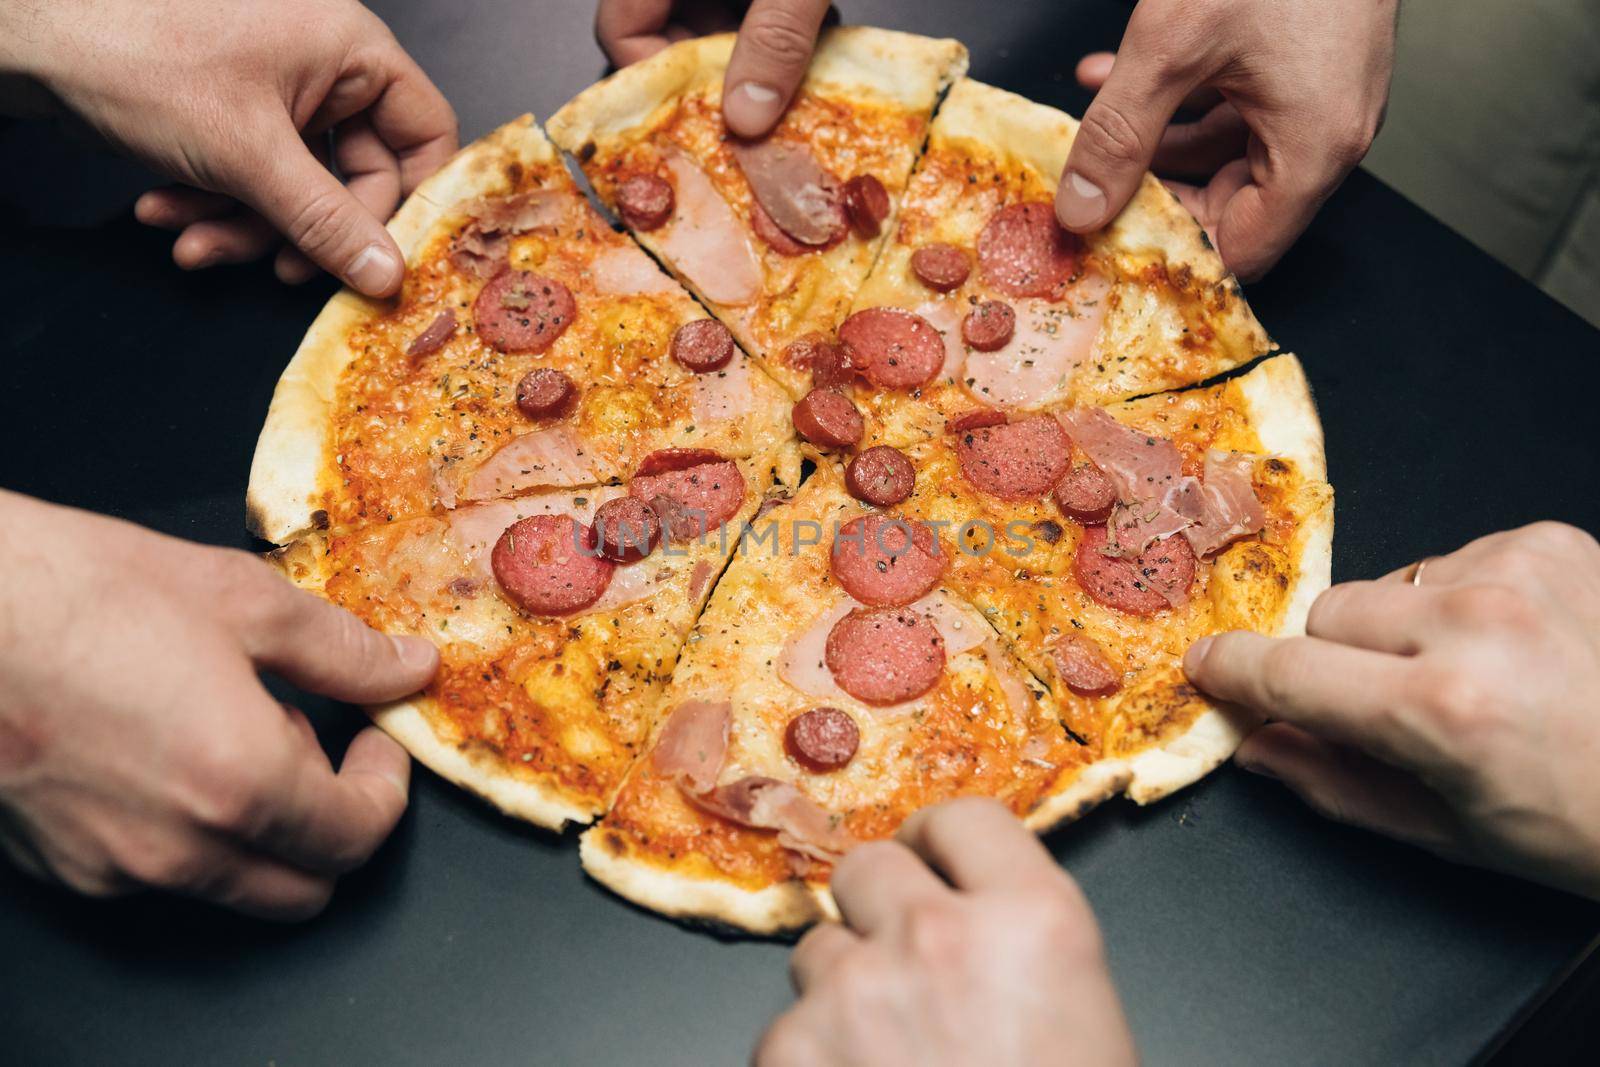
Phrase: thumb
[
  {"left": 246, "top": 579, "right": 440, "bottom": 704},
  {"left": 230, "top": 114, "right": 405, "bottom": 297},
  {"left": 1056, "top": 50, "right": 1194, "bottom": 232},
  {"left": 722, "top": 0, "right": 834, "bottom": 138}
]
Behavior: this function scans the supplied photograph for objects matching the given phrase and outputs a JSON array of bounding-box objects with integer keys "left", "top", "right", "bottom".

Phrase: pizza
[{"left": 246, "top": 27, "right": 1333, "bottom": 934}]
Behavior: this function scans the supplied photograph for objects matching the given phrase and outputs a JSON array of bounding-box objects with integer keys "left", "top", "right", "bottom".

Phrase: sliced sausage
[
  {"left": 910, "top": 243, "right": 971, "bottom": 291},
  {"left": 634, "top": 447, "right": 726, "bottom": 477},
  {"left": 1051, "top": 633, "right": 1121, "bottom": 696},
  {"left": 1053, "top": 463, "right": 1117, "bottom": 524},
  {"left": 630, "top": 453, "right": 745, "bottom": 541},
  {"left": 845, "top": 446, "right": 915, "bottom": 507},
  {"left": 407, "top": 310, "right": 457, "bottom": 357},
  {"left": 955, "top": 415, "right": 1072, "bottom": 500},
  {"left": 1074, "top": 524, "right": 1196, "bottom": 616},
  {"left": 784, "top": 334, "right": 854, "bottom": 389},
  {"left": 830, "top": 514, "right": 944, "bottom": 607},
  {"left": 750, "top": 197, "right": 844, "bottom": 256},
  {"left": 514, "top": 368, "right": 576, "bottom": 418},
  {"left": 977, "top": 202, "right": 1083, "bottom": 299},
  {"left": 670, "top": 318, "right": 736, "bottom": 373},
  {"left": 824, "top": 607, "right": 946, "bottom": 705},
  {"left": 474, "top": 270, "right": 575, "bottom": 353},
  {"left": 616, "top": 173, "right": 675, "bottom": 231},
  {"left": 792, "top": 388, "right": 864, "bottom": 449},
  {"left": 842, "top": 175, "right": 890, "bottom": 238},
  {"left": 784, "top": 707, "right": 860, "bottom": 772},
  {"left": 491, "top": 514, "right": 613, "bottom": 616},
  {"left": 838, "top": 307, "right": 945, "bottom": 390},
  {"left": 731, "top": 139, "right": 847, "bottom": 246},
  {"left": 592, "top": 496, "right": 661, "bottom": 563},
  {"left": 945, "top": 408, "right": 1008, "bottom": 434},
  {"left": 961, "top": 300, "right": 1016, "bottom": 351}
]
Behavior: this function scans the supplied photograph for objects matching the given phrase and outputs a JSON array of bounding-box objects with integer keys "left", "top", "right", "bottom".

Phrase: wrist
[{"left": 0, "top": 0, "right": 77, "bottom": 117}]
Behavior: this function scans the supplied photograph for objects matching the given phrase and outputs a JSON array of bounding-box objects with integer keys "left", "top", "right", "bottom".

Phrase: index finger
[
  {"left": 365, "top": 46, "right": 460, "bottom": 196},
  {"left": 722, "top": 0, "right": 834, "bottom": 138},
  {"left": 895, "top": 796, "right": 1069, "bottom": 894},
  {"left": 595, "top": 0, "right": 679, "bottom": 66}
]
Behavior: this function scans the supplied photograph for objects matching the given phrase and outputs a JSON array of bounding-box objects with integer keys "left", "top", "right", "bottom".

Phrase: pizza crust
[
  {"left": 546, "top": 28, "right": 967, "bottom": 155},
  {"left": 245, "top": 116, "right": 556, "bottom": 545}
]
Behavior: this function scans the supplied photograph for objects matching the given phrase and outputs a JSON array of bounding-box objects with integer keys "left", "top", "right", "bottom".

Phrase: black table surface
[{"left": 4, "top": 2, "right": 1600, "bottom": 1064}]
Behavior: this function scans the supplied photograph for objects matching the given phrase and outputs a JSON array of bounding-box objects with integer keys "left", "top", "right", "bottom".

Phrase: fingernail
[
  {"left": 1183, "top": 636, "right": 1213, "bottom": 675},
  {"left": 390, "top": 634, "right": 438, "bottom": 676},
  {"left": 724, "top": 81, "right": 782, "bottom": 134},
  {"left": 347, "top": 243, "right": 401, "bottom": 296},
  {"left": 1056, "top": 170, "right": 1107, "bottom": 230}
]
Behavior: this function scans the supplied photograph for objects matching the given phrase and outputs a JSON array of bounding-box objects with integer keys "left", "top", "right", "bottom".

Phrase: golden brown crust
[{"left": 245, "top": 116, "right": 554, "bottom": 545}]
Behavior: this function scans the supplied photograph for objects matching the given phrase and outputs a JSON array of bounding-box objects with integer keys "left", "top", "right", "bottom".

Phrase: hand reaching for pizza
[
  {"left": 755, "top": 798, "right": 1137, "bottom": 1067},
  {"left": 0, "top": 0, "right": 458, "bottom": 296},
  {"left": 0, "top": 490, "right": 439, "bottom": 919},
  {"left": 1186, "top": 522, "right": 1600, "bottom": 901},
  {"left": 595, "top": 0, "right": 836, "bottom": 137},
  {"left": 1057, "top": 0, "right": 1398, "bottom": 280}
]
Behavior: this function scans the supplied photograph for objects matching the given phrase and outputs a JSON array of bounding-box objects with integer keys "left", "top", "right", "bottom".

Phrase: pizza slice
[
  {"left": 898, "top": 354, "right": 1332, "bottom": 801},
  {"left": 547, "top": 28, "right": 969, "bottom": 399},
  {"left": 247, "top": 115, "right": 794, "bottom": 544},
  {"left": 831, "top": 78, "right": 1273, "bottom": 447},
  {"left": 273, "top": 443, "right": 800, "bottom": 828}
]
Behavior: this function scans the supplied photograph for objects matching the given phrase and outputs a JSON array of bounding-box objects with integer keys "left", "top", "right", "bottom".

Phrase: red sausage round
[
  {"left": 473, "top": 270, "right": 575, "bottom": 353},
  {"left": 1074, "top": 525, "right": 1196, "bottom": 616},
  {"left": 909, "top": 243, "right": 971, "bottom": 291},
  {"left": 955, "top": 415, "right": 1072, "bottom": 500},
  {"left": 825, "top": 607, "right": 946, "bottom": 705},
  {"left": 670, "top": 318, "right": 736, "bottom": 373},
  {"left": 784, "top": 707, "right": 861, "bottom": 772},
  {"left": 630, "top": 452, "right": 745, "bottom": 541},
  {"left": 842, "top": 175, "right": 890, "bottom": 239},
  {"left": 514, "top": 368, "right": 576, "bottom": 418},
  {"left": 1051, "top": 633, "right": 1121, "bottom": 696},
  {"left": 791, "top": 388, "right": 864, "bottom": 449},
  {"left": 961, "top": 300, "right": 1016, "bottom": 351},
  {"left": 592, "top": 496, "right": 662, "bottom": 563},
  {"left": 616, "top": 173, "right": 675, "bottom": 231},
  {"left": 1053, "top": 464, "right": 1117, "bottom": 524},
  {"left": 977, "top": 202, "right": 1083, "bottom": 299},
  {"left": 838, "top": 307, "right": 945, "bottom": 390},
  {"left": 490, "top": 514, "right": 614, "bottom": 616},
  {"left": 845, "top": 446, "right": 915, "bottom": 507},
  {"left": 830, "top": 514, "right": 944, "bottom": 607},
  {"left": 945, "top": 408, "right": 1009, "bottom": 435},
  {"left": 751, "top": 198, "right": 844, "bottom": 256}
]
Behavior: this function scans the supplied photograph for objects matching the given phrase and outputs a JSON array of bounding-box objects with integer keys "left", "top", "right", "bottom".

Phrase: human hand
[
  {"left": 1185, "top": 522, "right": 1600, "bottom": 900},
  {"left": 754, "top": 798, "right": 1136, "bottom": 1067},
  {"left": 595, "top": 0, "right": 834, "bottom": 138},
  {"left": 0, "top": 490, "right": 439, "bottom": 919},
  {"left": 0, "top": 0, "right": 458, "bottom": 296},
  {"left": 1056, "top": 0, "right": 1398, "bottom": 280}
]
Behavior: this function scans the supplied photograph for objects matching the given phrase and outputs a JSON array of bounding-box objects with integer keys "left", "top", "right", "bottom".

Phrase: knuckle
[
  {"left": 1522, "top": 520, "right": 1597, "bottom": 557},
  {"left": 1305, "top": 584, "right": 1354, "bottom": 636},
  {"left": 1439, "top": 584, "right": 1538, "bottom": 635},
  {"left": 1011, "top": 889, "right": 1102, "bottom": 962},
  {"left": 831, "top": 947, "right": 891, "bottom": 1000},
  {"left": 1076, "top": 104, "right": 1149, "bottom": 168},
  {"left": 1259, "top": 640, "right": 1317, "bottom": 709},
  {"left": 741, "top": 16, "right": 816, "bottom": 69},
  {"left": 282, "top": 188, "right": 362, "bottom": 260},
  {"left": 179, "top": 744, "right": 279, "bottom": 836},
  {"left": 753, "top": 1011, "right": 810, "bottom": 1067},
  {"left": 901, "top": 897, "right": 968, "bottom": 965},
  {"left": 124, "top": 842, "right": 209, "bottom": 891},
  {"left": 1407, "top": 663, "right": 1490, "bottom": 734}
]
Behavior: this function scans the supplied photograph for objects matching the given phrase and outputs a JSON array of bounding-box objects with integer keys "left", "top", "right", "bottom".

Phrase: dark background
[{"left": 3, "top": 1, "right": 1600, "bottom": 1064}]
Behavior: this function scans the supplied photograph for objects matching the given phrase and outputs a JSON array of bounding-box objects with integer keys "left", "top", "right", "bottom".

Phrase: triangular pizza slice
[
  {"left": 548, "top": 28, "right": 969, "bottom": 399},
  {"left": 835, "top": 79, "right": 1274, "bottom": 447},
  {"left": 247, "top": 115, "right": 794, "bottom": 543}
]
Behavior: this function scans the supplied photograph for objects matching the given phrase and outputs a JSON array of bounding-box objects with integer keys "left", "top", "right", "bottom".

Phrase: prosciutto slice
[
  {"left": 652, "top": 699, "right": 732, "bottom": 793},
  {"left": 661, "top": 153, "right": 761, "bottom": 306},
  {"left": 730, "top": 139, "right": 844, "bottom": 246},
  {"left": 1179, "top": 451, "right": 1266, "bottom": 557},
  {"left": 461, "top": 427, "right": 618, "bottom": 501},
  {"left": 961, "top": 275, "right": 1111, "bottom": 408},
  {"left": 451, "top": 189, "right": 571, "bottom": 277}
]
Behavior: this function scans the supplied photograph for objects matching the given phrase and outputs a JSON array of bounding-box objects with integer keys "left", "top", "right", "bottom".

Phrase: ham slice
[
  {"left": 1179, "top": 451, "right": 1266, "bottom": 557},
  {"left": 913, "top": 299, "right": 967, "bottom": 382},
  {"left": 729, "top": 140, "right": 845, "bottom": 246},
  {"left": 962, "top": 277, "right": 1110, "bottom": 408},
  {"left": 690, "top": 353, "right": 756, "bottom": 424},
  {"left": 461, "top": 428, "right": 618, "bottom": 501},
  {"left": 661, "top": 153, "right": 761, "bottom": 306},
  {"left": 590, "top": 243, "right": 676, "bottom": 297},
  {"left": 777, "top": 589, "right": 987, "bottom": 708},
  {"left": 652, "top": 699, "right": 731, "bottom": 793}
]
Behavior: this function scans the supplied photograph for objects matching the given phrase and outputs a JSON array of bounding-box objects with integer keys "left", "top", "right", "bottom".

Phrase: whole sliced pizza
[{"left": 247, "top": 27, "right": 1333, "bottom": 934}]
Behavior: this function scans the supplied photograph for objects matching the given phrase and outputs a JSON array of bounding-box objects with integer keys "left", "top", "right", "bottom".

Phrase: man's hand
[
  {"left": 755, "top": 798, "right": 1137, "bottom": 1067},
  {"left": 0, "top": 490, "right": 439, "bottom": 919},
  {"left": 1057, "top": 0, "right": 1397, "bottom": 279},
  {"left": 1186, "top": 522, "right": 1600, "bottom": 899},
  {"left": 0, "top": 0, "right": 458, "bottom": 296},
  {"left": 595, "top": 0, "right": 834, "bottom": 138}
]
